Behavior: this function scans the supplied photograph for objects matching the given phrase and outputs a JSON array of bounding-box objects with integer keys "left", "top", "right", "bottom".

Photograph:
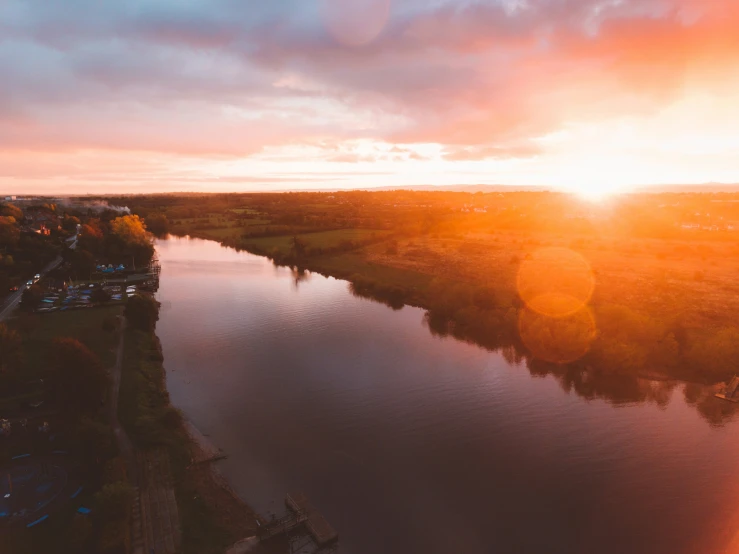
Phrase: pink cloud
[{"left": 0, "top": 0, "right": 738, "bottom": 189}]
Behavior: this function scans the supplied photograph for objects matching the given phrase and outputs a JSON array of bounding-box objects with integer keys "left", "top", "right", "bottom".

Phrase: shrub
[
  {"left": 473, "top": 286, "right": 497, "bottom": 310},
  {"left": 125, "top": 294, "right": 160, "bottom": 331},
  {"left": 91, "top": 287, "right": 112, "bottom": 304},
  {"left": 51, "top": 338, "right": 109, "bottom": 417},
  {"left": 20, "top": 284, "right": 44, "bottom": 311},
  {"left": 102, "top": 315, "right": 118, "bottom": 333}
]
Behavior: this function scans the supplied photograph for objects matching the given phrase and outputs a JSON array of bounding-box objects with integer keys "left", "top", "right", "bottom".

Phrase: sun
[{"left": 570, "top": 185, "right": 620, "bottom": 203}]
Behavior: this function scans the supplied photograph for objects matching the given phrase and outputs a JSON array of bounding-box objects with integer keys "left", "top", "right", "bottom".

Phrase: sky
[{"left": 1, "top": 0, "right": 738, "bottom": 196}]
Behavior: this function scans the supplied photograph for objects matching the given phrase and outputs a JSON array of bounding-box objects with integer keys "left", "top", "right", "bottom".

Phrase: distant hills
[
  {"left": 8, "top": 183, "right": 739, "bottom": 197},
  {"left": 357, "top": 184, "right": 549, "bottom": 193},
  {"left": 360, "top": 183, "right": 739, "bottom": 194}
]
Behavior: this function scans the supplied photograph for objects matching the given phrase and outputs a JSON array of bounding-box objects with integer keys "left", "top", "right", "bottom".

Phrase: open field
[
  {"left": 9, "top": 306, "right": 122, "bottom": 372},
  {"left": 240, "top": 228, "right": 388, "bottom": 255}
]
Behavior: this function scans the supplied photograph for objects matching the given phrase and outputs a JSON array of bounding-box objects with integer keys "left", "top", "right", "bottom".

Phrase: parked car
[{"left": 9, "top": 285, "right": 19, "bottom": 292}]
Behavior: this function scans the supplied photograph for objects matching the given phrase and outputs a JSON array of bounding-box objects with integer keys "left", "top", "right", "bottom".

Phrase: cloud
[
  {"left": 0, "top": 0, "right": 737, "bottom": 189},
  {"left": 442, "top": 143, "right": 543, "bottom": 161}
]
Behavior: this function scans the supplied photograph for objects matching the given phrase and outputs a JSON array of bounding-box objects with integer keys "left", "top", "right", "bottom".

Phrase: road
[{"left": 0, "top": 255, "right": 63, "bottom": 322}]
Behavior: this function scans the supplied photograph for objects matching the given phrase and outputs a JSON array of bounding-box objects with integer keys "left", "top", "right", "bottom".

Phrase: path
[
  {"left": 110, "top": 316, "right": 181, "bottom": 554},
  {"left": 0, "top": 256, "right": 63, "bottom": 322},
  {"left": 109, "top": 317, "right": 145, "bottom": 554}
]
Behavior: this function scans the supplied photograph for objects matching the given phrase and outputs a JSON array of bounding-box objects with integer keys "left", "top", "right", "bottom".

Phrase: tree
[
  {"left": 145, "top": 213, "right": 169, "bottom": 237},
  {"left": 473, "top": 286, "right": 498, "bottom": 310},
  {"left": 290, "top": 235, "right": 307, "bottom": 257},
  {"left": 125, "top": 294, "right": 159, "bottom": 331},
  {"left": 20, "top": 284, "right": 44, "bottom": 311},
  {"left": 0, "top": 323, "right": 22, "bottom": 374},
  {"left": 688, "top": 328, "right": 739, "bottom": 378},
  {"left": 110, "top": 215, "right": 154, "bottom": 266},
  {"left": 91, "top": 287, "right": 112, "bottom": 304},
  {"left": 72, "top": 418, "right": 116, "bottom": 463},
  {"left": 50, "top": 338, "right": 109, "bottom": 417},
  {"left": 77, "top": 222, "right": 104, "bottom": 254},
  {"left": 111, "top": 215, "right": 149, "bottom": 246},
  {"left": 71, "top": 249, "right": 96, "bottom": 279},
  {"left": 62, "top": 214, "right": 81, "bottom": 232},
  {"left": 0, "top": 220, "right": 19, "bottom": 248},
  {"left": 0, "top": 203, "right": 23, "bottom": 220}
]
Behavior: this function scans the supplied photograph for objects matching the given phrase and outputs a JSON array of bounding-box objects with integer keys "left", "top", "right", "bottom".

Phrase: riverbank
[
  {"left": 145, "top": 234, "right": 739, "bottom": 554},
  {"left": 114, "top": 191, "right": 739, "bottom": 390},
  {"left": 153, "top": 231, "right": 736, "bottom": 426},
  {"left": 183, "top": 421, "right": 262, "bottom": 542},
  {"left": 118, "top": 303, "right": 261, "bottom": 553}
]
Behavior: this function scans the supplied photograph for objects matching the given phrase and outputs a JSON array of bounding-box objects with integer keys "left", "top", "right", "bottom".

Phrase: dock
[
  {"left": 256, "top": 493, "right": 338, "bottom": 547},
  {"left": 715, "top": 375, "right": 739, "bottom": 403},
  {"left": 286, "top": 493, "right": 339, "bottom": 546}
]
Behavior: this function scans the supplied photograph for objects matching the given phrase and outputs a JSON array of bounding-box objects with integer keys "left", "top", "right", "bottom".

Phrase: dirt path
[
  {"left": 110, "top": 318, "right": 181, "bottom": 554},
  {"left": 109, "top": 317, "right": 146, "bottom": 554}
]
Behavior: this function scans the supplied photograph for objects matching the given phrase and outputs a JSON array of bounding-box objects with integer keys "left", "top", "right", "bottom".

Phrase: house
[{"left": 34, "top": 223, "right": 51, "bottom": 236}]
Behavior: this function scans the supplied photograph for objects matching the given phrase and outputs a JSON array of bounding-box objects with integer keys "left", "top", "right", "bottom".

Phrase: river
[{"left": 155, "top": 236, "right": 739, "bottom": 554}]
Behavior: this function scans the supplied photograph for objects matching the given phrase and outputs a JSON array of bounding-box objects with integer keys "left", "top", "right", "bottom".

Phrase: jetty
[
  {"left": 257, "top": 493, "right": 338, "bottom": 547},
  {"left": 715, "top": 375, "right": 739, "bottom": 403}
]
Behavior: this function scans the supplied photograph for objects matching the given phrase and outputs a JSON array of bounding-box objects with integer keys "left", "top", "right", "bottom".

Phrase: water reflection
[
  {"left": 156, "top": 236, "right": 739, "bottom": 554},
  {"left": 419, "top": 286, "right": 736, "bottom": 427},
  {"left": 290, "top": 266, "right": 311, "bottom": 290},
  {"left": 171, "top": 234, "right": 737, "bottom": 425}
]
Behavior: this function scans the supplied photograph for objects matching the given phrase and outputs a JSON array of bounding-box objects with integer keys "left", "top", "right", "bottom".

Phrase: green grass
[
  {"left": 241, "top": 228, "right": 389, "bottom": 255},
  {"left": 240, "top": 234, "right": 294, "bottom": 254},
  {"left": 228, "top": 208, "right": 261, "bottom": 215},
  {"left": 313, "top": 252, "right": 433, "bottom": 292},
  {"left": 243, "top": 218, "right": 271, "bottom": 226},
  {"left": 197, "top": 227, "right": 241, "bottom": 240},
  {"left": 10, "top": 306, "right": 122, "bottom": 376},
  {"left": 303, "top": 228, "right": 388, "bottom": 247}
]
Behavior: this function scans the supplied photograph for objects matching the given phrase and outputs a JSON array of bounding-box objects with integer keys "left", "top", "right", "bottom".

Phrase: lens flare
[
  {"left": 322, "top": 0, "right": 391, "bottom": 47},
  {"left": 516, "top": 247, "right": 595, "bottom": 318},
  {"left": 518, "top": 304, "right": 597, "bottom": 364}
]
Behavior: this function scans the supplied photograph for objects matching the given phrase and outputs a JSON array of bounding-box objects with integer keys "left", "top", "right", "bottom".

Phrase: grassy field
[
  {"left": 196, "top": 227, "right": 242, "bottom": 240},
  {"left": 10, "top": 306, "right": 122, "bottom": 374},
  {"left": 241, "top": 228, "right": 390, "bottom": 255}
]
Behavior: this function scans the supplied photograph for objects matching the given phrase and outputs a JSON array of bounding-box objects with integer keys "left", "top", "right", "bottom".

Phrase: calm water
[{"left": 155, "top": 236, "right": 739, "bottom": 554}]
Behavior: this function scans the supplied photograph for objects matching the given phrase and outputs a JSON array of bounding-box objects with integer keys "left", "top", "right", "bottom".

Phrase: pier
[{"left": 256, "top": 493, "right": 338, "bottom": 547}]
